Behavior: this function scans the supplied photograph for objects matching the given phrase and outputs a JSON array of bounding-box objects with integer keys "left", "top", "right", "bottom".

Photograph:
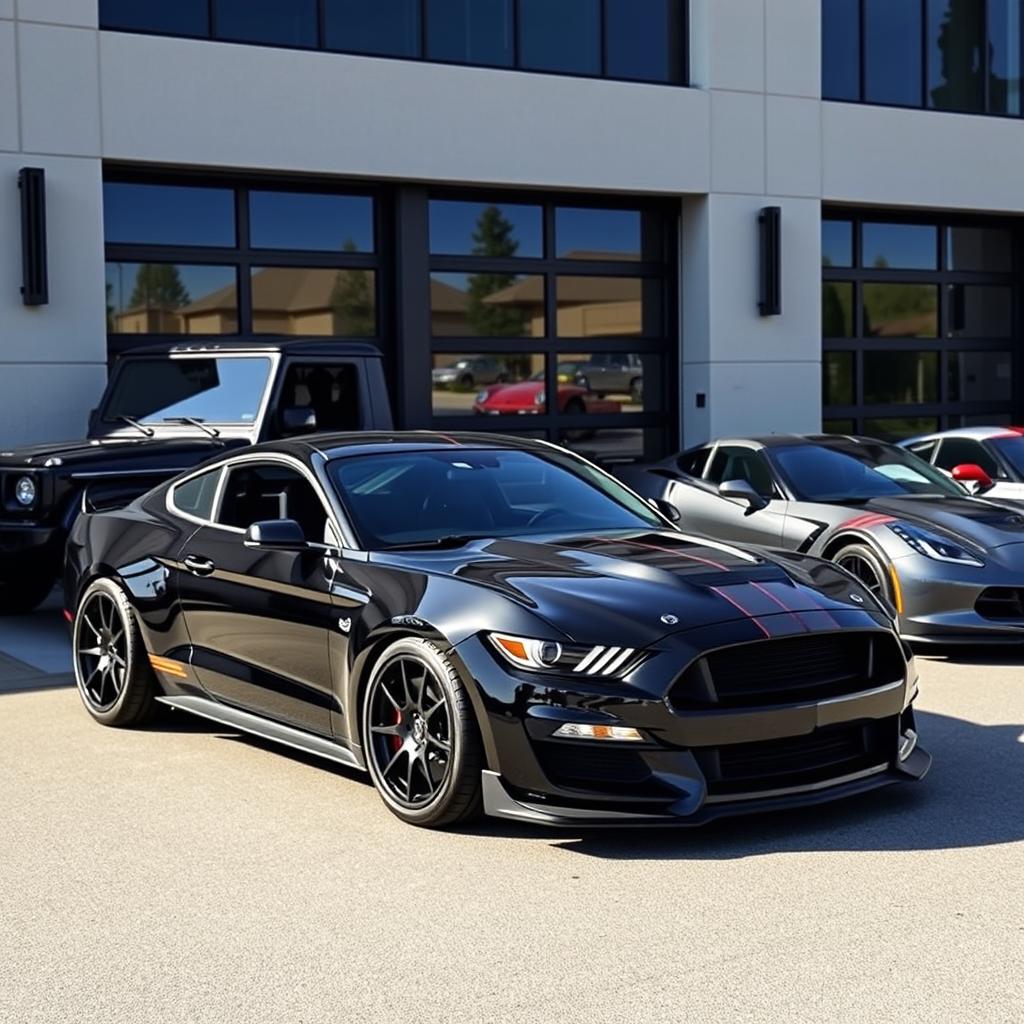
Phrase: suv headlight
[
  {"left": 488, "top": 633, "right": 645, "bottom": 678},
  {"left": 15, "top": 476, "right": 37, "bottom": 508},
  {"left": 887, "top": 522, "right": 984, "bottom": 567}
]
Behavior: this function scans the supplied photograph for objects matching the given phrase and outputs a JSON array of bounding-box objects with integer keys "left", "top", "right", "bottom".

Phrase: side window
[
  {"left": 906, "top": 440, "right": 937, "bottom": 462},
  {"left": 935, "top": 438, "right": 1001, "bottom": 478},
  {"left": 217, "top": 463, "right": 329, "bottom": 540},
  {"left": 676, "top": 447, "right": 710, "bottom": 478},
  {"left": 171, "top": 468, "right": 222, "bottom": 520},
  {"left": 279, "top": 363, "right": 360, "bottom": 432},
  {"left": 706, "top": 446, "right": 776, "bottom": 498}
]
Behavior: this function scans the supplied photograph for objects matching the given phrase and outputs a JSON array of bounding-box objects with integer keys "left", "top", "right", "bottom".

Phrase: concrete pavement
[{"left": 1, "top": 618, "right": 1022, "bottom": 1023}]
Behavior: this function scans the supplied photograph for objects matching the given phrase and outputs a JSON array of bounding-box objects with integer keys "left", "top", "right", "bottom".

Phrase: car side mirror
[
  {"left": 719, "top": 479, "right": 770, "bottom": 512},
  {"left": 244, "top": 519, "right": 308, "bottom": 550},
  {"left": 280, "top": 406, "right": 318, "bottom": 436},
  {"left": 648, "top": 497, "right": 681, "bottom": 523},
  {"left": 951, "top": 463, "right": 994, "bottom": 493}
]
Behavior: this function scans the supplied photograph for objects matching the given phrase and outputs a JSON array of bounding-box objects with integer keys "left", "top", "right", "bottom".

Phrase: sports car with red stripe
[
  {"left": 64, "top": 432, "right": 927, "bottom": 828},
  {"left": 618, "top": 433, "right": 1024, "bottom": 644}
]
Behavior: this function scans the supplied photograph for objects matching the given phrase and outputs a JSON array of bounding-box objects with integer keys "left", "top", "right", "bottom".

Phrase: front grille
[
  {"left": 669, "top": 632, "right": 905, "bottom": 710},
  {"left": 976, "top": 587, "right": 1024, "bottom": 621},
  {"left": 696, "top": 718, "right": 896, "bottom": 798}
]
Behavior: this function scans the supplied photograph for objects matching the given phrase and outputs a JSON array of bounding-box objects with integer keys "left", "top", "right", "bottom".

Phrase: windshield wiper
[
  {"left": 116, "top": 415, "right": 154, "bottom": 438},
  {"left": 162, "top": 416, "right": 221, "bottom": 439},
  {"left": 380, "top": 534, "right": 488, "bottom": 552}
]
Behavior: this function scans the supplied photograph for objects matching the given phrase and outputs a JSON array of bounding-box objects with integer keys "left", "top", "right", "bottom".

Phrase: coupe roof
[{"left": 902, "top": 426, "right": 1024, "bottom": 444}]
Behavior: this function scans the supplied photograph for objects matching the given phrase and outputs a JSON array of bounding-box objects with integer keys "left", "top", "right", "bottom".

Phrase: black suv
[{"left": 0, "top": 339, "right": 392, "bottom": 613}]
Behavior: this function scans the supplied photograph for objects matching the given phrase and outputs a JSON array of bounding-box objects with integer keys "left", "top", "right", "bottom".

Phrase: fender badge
[
  {"left": 338, "top": 617, "right": 352, "bottom": 633},
  {"left": 660, "top": 614, "right": 680, "bottom": 625},
  {"left": 850, "top": 593, "right": 864, "bottom": 604}
]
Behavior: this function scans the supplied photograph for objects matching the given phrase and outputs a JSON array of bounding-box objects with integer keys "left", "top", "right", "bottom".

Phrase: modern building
[{"left": 1, "top": 1, "right": 1022, "bottom": 463}]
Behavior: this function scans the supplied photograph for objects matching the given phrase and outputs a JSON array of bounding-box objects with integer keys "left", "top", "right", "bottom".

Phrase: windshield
[
  {"left": 772, "top": 440, "right": 965, "bottom": 501},
  {"left": 991, "top": 436, "right": 1024, "bottom": 477},
  {"left": 102, "top": 356, "right": 273, "bottom": 426},
  {"left": 328, "top": 448, "right": 663, "bottom": 549}
]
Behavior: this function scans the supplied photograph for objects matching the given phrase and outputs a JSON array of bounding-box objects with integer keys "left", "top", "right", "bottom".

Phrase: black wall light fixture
[
  {"left": 19, "top": 167, "right": 49, "bottom": 306},
  {"left": 758, "top": 205, "right": 781, "bottom": 317}
]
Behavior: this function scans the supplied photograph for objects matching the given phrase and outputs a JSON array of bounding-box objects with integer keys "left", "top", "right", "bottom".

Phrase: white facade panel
[
  {"left": 765, "top": 0, "right": 821, "bottom": 99},
  {"left": 766, "top": 95, "right": 822, "bottom": 199},
  {"left": 0, "top": 363, "right": 107, "bottom": 444},
  {"left": 701, "top": 0, "right": 765, "bottom": 93},
  {"left": 0, "top": 21, "right": 18, "bottom": 152},
  {"left": 710, "top": 90, "right": 765, "bottom": 195},
  {"left": 18, "top": 0, "right": 98, "bottom": 29}
]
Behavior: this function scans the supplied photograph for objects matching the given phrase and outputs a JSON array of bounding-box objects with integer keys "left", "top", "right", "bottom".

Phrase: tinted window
[
  {"left": 773, "top": 442, "right": 962, "bottom": 500},
  {"left": 824, "top": 351, "right": 855, "bottom": 406},
  {"left": 102, "top": 357, "right": 272, "bottom": 425},
  {"left": 864, "top": 351, "right": 939, "bottom": 404},
  {"left": 429, "top": 201, "right": 543, "bottom": 257},
  {"left": 935, "top": 437, "right": 1001, "bottom": 476},
  {"left": 948, "top": 285, "right": 1014, "bottom": 338},
  {"left": 101, "top": 0, "right": 210, "bottom": 36},
  {"left": 989, "top": 0, "right": 1023, "bottom": 114},
  {"left": 822, "top": 0, "right": 861, "bottom": 100},
  {"left": 862, "top": 223, "right": 937, "bottom": 270},
  {"left": 556, "top": 208, "right": 643, "bottom": 260},
  {"left": 431, "top": 273, "right": 543, "bottom": 337},
  {"left": 218, "top": 464, "right": 328, "bottom": 539},
  {"left": 947, "top": 226, "right": 1013, "bottom": 271},
  {"left": 991, "top": 435, "right": 1024, "bottom": 475},
  {"left": 823, "top": 282, "right": 854, "bottom": 337},
  {"left": 104, "top": 183, "right": 235, "bottom": 247},
  {"left": 249, "top": 192, "right": 375, "bottom": 252},
  {"left": 215, "top": 0, "right": 318, "bottom": 47},
  {"left": 324, "top": 0, "right": 421, "bottom": 57},
  {"left": 172, "top": 469, "right": 222, "bottom": 520},
  {"left": 863, "top": 284, "right": 938, "bottom": 338},
  {"left": 605, "top": 0, "right": 684, "bottom": 83},
  {"left": 330, "top": 448, "right": 661, "bottom": 547},
  {"left": 864, "top": 417, "right": 941, "bottom": 441},
  {"left": 250, "top": 267, "right": 376, "bottom": 337},
  {"left": 518, "top": 0, "right": 601, "bottom": 75},
  {"left": 864, "top": 0, "right": 922, "bottom": 106},
  {"left": 706, "top": 447, "right": 775, "bottom": 497},
  {"left": 426, "top": 0, "right": 513, "bottom": 66},
  {"left": 949, "top": 351, "right": 1014, "bottom": 401},
  {"left": 822, "top": 219, "right": 853, "bottom": 267},
  {"left": 677, "top": 447, "right": 711, "bottom": 477},
  {"left": 906, "top": 439, "right": 938, "bottom": 461},
  {"left": 556, "top": 277, "right": 661, "bottom": 337},
  {"left": 927, "top": 0, "right": 985, "bottom": 112},
  {"left": 105, "top": 263, "right": 239, "bottom": 335},
  {"left": 279, "top": 363, "right": 361, "bottom": 431}
]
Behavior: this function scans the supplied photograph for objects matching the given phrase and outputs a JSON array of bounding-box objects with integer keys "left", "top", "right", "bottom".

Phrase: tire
[
  {"left": 629, "top": 377, "right": 643, "bottom": 404},
  {"left": 72, "top": 577, "right": 159, "bottom": 728},
  {"left": 362, "top": 637, "right": 483, "bottom": 828},
  {"left": 833, "top": 543, "right": 893, "bottom": 606},
  {"left": 562, "top": 398, "right": 593, "bottom": 442},
  {"left": 0, "top": 575, "right": 55, "bottom": 615},
  {"left": 458, "top": 373, "right": 474, "bottom": 390}
]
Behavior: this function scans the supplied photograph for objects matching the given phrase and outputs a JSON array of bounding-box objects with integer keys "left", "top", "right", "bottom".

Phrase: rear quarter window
[{"left": 170, "top": 468, "right": 221, "bottom": 520}]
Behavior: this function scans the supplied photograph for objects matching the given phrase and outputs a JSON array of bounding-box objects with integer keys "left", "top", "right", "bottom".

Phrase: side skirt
[{"left": 156, "top": 695, "right": 364, "bottom": 772}]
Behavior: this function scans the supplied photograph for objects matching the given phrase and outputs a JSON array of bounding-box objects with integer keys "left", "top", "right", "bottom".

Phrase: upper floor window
[
  {"left": 823, "top": 0, "right": 1024, "bottom": 117},
  {"left": 99, "top": 0, "right": 688, "bottom": 86}
]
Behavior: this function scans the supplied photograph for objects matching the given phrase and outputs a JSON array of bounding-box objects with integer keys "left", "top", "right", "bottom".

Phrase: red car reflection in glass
[{"left": 473, "top": 379, "right": 622, "bottom": 417}]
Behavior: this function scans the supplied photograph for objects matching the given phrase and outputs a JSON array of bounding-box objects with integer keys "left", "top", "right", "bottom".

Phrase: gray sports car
[{"left": 617, "top": 434, "right": 1024, "bottom": 644}]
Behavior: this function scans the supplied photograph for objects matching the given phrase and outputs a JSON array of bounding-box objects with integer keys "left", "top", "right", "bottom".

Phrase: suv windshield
[
  {"left": 102, "top": 356, "right": 273, "bottom": 426},
  {"left": 773, "top": 440, "right": 965, "bottom": 501},
  {"left": 329, "top": 448, "right": 663, "bottom": 549}
]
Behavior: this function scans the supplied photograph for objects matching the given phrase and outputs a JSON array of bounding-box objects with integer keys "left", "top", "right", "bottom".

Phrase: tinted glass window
[
  {"left": 864, "top": 417, "right": 941, "bottom": 441},
  {"left": 949, "top": 350, "right": 1014, "bottom": 401},
  {"left": 215, "top": 0, "right": 318, "bottom": 47},
  {"left": 173, "top": 470, "right": 222, "bottom": 520},
  {"left": 991, "top": 435, "right": 1024, "bottom": 475},
  {"left": 432, "top": 353, "right": 540, "bottom": 416},
  {"left": 822, "top": 219, "right": 853, "bottom": 267},
  {"left": 431, "top": 273, "right": 543, "bottom": 337},
  {"left": 823, "top": 282, "right": 854, "bottom": 337},
  {"left": 706, "top": 447, "right": 775, "bottom": 496},
  {"left": 249, "top": 192, "right": 375, "bottom": 252},
  {"left": 864, "top": 0, "right": 922, "bottom": 106},
  {"left": 426, "top": 0, "right": 513, "bottom": 66},
  {"left": 101, "top": 0, "right": 210, "bottom": 36},
  {"left": 864, "top": 351, "right": 939, "bottom": 404},
  {"left": 331, "top": 448, "right": 661, "bottom": 547},
  {"left": 677, "top": 447, "right": 711, "bottom": 477},
  {"left": 102, "top": 357, "right": 272, "bottom": 425},
  {"left": 947, "top": 226, "right": 1014, "bottom": 271},
  {"left": 824, "top": 351, "right": 855, "bottom": 406},
  {"left": 927, "top": 0, "right": 985, "bottom": 112},
  {"left": 906, "top": 439, "right": 939, "bottom": 461},
  {"left": 989, "top": 0, "right": 1023, "bottom": 114},
  {"left": 822, "top": 0, "right": 861, "bottom": 100},
  {"left": 106, "top": 263, "right": 238, "bottom": 335},
  {"left": 218, "top": 464, "right": 328, "bottom": 539},
  {"left": 556, "top": 208, "right": 643, "bottom": 260},
  {"left": 279, "top": 363, "right": 361, "bottom": 431},
  {"left": 862, "top": 223, "right": 937, "bottom": 270},
  {"left": 605, "top": 0, "right": 684, "bottom": 83},
  {"left": 429, "top": 201, "right": 543, "bottom": 257},
  {"left": 948, "top": 285, "right": 1013, "bottom": 338},
  {"left": 556, "top": 277, "right": 661, "bottom": 337},
  {"left": 863, "top": 284, "right": 938, "bottom": 337},
  {"left": 519, "top": 0, "right": 601, "bottom": 76},
  {"left": 104, "top": 183, "right": 235, "bottom": 247},
  {"left": 935, "top": 437, "right": 1001, "bottom": 476},
  {"left": 324, "top": 0, "right": 421, "bottom": 57},
  {"left": 250, "top": 267, "right": 376, "bottom": 336}
]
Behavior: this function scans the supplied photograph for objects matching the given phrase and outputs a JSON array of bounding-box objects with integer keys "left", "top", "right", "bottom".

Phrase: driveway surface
[{"left": 1, "top": 608, "right": 1022, "bottom": 1023}]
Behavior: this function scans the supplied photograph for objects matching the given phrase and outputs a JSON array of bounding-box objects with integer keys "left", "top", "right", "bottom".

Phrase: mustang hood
[
  {"left": 860, "top": 495, "right": 1024, "bottom": 550},
  {"left": 392, "top": 530, "right": 885, "bottom": 648}
]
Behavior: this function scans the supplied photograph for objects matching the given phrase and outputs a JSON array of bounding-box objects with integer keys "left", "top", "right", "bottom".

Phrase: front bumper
[{"left": 454, "top": 623, "right": 929, "bottom": 827}]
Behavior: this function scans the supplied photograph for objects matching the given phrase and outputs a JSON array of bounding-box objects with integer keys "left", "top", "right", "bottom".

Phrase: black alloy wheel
[
  {"left": 363, "top": 638, "right": 482, "bottom": 827},
  {"left": 73, "top": 578, "right": 159, "bottom": 727},
  {"left": 835, "top": 544, "right": 892, "bottom": 604}
]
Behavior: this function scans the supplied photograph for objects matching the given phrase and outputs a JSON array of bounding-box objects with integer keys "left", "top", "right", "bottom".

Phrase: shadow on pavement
[{"left": 914, "top": 644, "right": 1024, "bottom": 667}]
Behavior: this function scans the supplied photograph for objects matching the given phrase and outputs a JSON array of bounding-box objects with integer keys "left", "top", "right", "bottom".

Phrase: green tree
[
  {"left": 466, "top": 206, "right": 527, "bottom": 337},
  {"left": 129, "top": 264, "right": 190, "bottom": 310},
  {"left": 330, "top": 240, "right": 375, "bottom": 336}
]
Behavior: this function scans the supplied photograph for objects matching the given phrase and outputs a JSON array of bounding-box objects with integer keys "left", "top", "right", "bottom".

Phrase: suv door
[
  {"left": 677, "top": 445, "right": 788, "bottom": 545},
  {"left": 176, "top": 459, "right": 342, "bottom": 735}
]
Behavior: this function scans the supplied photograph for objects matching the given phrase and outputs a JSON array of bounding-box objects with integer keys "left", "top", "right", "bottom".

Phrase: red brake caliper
[{"left": 390, "top": 707, "right": 402, "bottom": 753}]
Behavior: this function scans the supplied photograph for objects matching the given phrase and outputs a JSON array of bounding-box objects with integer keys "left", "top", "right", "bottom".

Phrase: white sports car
[{"left": 901, "top": 427, "right": 1024, "bottom": 504}]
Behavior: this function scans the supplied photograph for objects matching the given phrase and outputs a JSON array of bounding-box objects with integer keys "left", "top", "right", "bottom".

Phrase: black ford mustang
[{"left": 65, "top": 433, "right": 929, "bottom": 828}]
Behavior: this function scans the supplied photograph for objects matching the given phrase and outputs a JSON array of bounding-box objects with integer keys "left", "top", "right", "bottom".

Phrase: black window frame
[{"left": 99, "top": 0, "right": 689, "bottom": 88}]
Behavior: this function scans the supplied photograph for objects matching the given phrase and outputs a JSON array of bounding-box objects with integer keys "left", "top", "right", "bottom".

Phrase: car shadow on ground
[{"left": 914, "top": 643, "right": 1024, "bottom": 666}]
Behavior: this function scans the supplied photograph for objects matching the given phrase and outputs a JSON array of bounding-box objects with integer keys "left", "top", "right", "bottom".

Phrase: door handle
[{"left": 183, "top": 555, "right": 216, "bottom": 577}]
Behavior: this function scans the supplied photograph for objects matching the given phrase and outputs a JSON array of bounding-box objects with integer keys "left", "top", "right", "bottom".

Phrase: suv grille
[{"left": 669, "top": 632, "right": 905, "bottom": 710}]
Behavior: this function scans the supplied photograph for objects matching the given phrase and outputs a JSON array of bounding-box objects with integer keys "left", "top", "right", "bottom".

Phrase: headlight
[
  {"left": 488, "top": 633, "right": 645, "bottom": 678},
  {"left": 887, "top": 521, "right": 984, "bottom": 567},
  {"left": 14, "top": 476, "right": 37, "bottom": 507},
  {"left": 533, "top": 391, "right": 546, "bottom": 406},
  {"left": 476, "top": 390, "right": 489, "bottom": 403}
]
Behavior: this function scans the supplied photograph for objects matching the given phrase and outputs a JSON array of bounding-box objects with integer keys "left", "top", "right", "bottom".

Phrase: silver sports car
[{"left": 617, "top": 434, "right": 1024, "bottom": 644}]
